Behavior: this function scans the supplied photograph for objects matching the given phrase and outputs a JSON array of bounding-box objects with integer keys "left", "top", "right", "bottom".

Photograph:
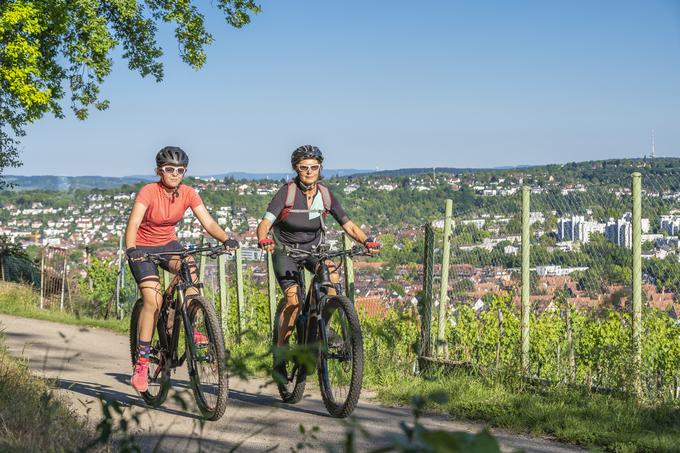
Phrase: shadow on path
[{"left": 54, "top": 377, "right": 203, "bottom": 420}]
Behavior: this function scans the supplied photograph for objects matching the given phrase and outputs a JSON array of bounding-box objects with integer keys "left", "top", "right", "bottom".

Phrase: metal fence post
[
  {"left": 566, "top": 300, "right": 575, "bottom": 382},
  {"left": 521, "top": 186, "right": 531, "bottom": 373},
  {"left": 162, "top": 270, "right": 172, "bottom": 291},
  {"left": 342, "top": 233, "right": 355, "bottom": 303},
  {"left": 420, "top": 223, "right": 435, "bottom": 360},
  {"left": 198, "top": 236, "right": 207, "bottom": 283},
  {"left": 218, "top": 253, "right": 228, "bottom": 338},
  {"left": 39, "top": 249, "right": 45, "bottom": 309},
  {"left": 115, "top": 235, "right": 123, "bottom": 319},
  {"left": 632, "top": 172, "right": 643, "bottom": 397},
  {"left": 60, "top": 253, "right": 67, "bottom": 311},
  {"left": 235, "top": 248, "right": 245, "bottom": 337},
  {"left": 267, "top": 252, "right": 277, "bottom": 332},
  {"left": 436, "top": 199, "right": 453, "bottom": 357},
  {"left": 304, "top": 268, "right": 313, "bottom": 296}
]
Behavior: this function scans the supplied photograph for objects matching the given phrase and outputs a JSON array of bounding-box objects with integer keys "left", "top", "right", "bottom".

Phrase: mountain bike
[
  {"left": 273, "top": 243, "right": 367, "bottom": 418},
  {"left": 129, "top": 244, "right": 229, "bottom": 421}
]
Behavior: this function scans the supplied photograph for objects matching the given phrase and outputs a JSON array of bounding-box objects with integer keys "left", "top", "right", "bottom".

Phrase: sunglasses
[
  {"left": 297, "top": 164, "right": 321, "bottom": 173},
  {"left": 159, "top": 166, "right": 187, "bottom": 175}
]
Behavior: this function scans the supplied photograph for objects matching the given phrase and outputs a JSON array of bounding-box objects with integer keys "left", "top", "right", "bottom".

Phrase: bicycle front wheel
[
  {"left": 130, "top": 298, "right": 170, "bottom": 407},
  {"left": 317, "top": 295, "right": 364, "bottom": 418},
  {"left": 185, "top": 296, "right": 229, "bottom": 421}
]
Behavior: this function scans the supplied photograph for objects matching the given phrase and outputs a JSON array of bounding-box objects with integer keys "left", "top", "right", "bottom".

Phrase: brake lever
[{"left": 207, "top": 246, "right": 229, "bottom": 259}]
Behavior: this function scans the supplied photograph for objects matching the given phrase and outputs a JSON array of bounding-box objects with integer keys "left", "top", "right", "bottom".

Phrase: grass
[
  {"left": 0, "top": 282, "right": 128, "bottom": 334},
  {"left": 3, "top": 282, "right": 680, "bottom": 452},
  {"left": 373, "top": 367, "right": 680, "bottom": 453},
  {"left": 0, "top": 333, "right": 107, "bottom": 452}
]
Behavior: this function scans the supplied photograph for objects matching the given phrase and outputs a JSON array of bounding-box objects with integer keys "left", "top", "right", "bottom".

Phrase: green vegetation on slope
[
  {"left": 0, "top": 334, "right": 105, "bottom": 452},
  {"left": 0, "top": 282, "right": 128, "bottom": 334}
]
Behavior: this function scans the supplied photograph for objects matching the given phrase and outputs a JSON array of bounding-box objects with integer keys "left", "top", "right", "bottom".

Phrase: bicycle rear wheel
[
  {"left": 317, "top": 295, "right": 364, "bottom": 418},
  {"left": 272, "top": 298, "right": 309, "bottom": 403},
  {"left": 130, "top": 298, "right": 170, "bottom": 407},
  {"left": 185, "top": 296, "right": 228, "bottom": 421}
]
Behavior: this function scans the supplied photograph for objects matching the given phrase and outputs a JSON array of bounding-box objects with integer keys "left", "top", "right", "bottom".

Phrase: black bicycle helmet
[
  {"left": 156, "top": 146, "right": 189, "bottom": 167},
  {"left": 291, "top": 145, "right": 323, "bottom": 168}
]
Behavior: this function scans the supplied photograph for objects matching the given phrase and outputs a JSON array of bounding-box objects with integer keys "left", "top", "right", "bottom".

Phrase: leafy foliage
[
  {"left": 78, "top": 256, "right": 118, "bottom": 318},
  {"left": 0, "top": 0, "right": 260, "bottom": 181}
]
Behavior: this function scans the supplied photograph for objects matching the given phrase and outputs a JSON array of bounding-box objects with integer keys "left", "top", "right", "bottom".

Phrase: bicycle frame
[
  {"left": 149, "top": 247, "right": 218, "bottom": 371},
  {"left": 291, "top": 247, "right": 362, "bottom": 355}
]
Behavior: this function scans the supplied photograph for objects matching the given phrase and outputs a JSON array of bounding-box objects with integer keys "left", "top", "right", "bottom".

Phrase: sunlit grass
[
  {"left": 0, "top": 282, "right": 128, "bottom": 334},
  {"left": 374, "top": 368, "right": 680, "bottom": 453}
]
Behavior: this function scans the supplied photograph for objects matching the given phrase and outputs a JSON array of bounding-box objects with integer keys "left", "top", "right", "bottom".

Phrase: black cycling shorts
[
  {"left": 128, "top": 240, "right": 184, "bottom": 284},
  {"left": 272, "top": 248, "right": 319, "bottom": 291}
]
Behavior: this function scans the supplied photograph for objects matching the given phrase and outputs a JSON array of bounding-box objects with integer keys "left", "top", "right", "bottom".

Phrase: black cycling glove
[
  {"left": 126, "top": 247, "right": 146, "bottom": 262},
  {"left": 222, "top": 239, "right": 239, "bottom": 249}
]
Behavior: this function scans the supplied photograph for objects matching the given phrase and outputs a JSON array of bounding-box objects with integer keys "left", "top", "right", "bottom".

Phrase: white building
[
  {"left": 660, "top": 215, "right": 680, "bottom": 236},
  {"left": 557, "top": 216, "right": 605, "bottom": 243},
  {"left": 604, "top": 213, "right": 650, "bottom": 249},
  {"left": 535, "top": 265, "right": 589, "bottom": 276}
]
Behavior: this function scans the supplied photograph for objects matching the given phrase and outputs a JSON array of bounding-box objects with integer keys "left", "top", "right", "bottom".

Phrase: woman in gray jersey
[{"left": 256, "top": 145, "right": 380, "bottom": 347}]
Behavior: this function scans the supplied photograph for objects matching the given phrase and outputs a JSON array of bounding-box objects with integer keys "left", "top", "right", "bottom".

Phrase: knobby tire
[
  {"left": 186, "top": 296, "right": 229, "bottom": 421},
  {"left": 130, "top": 298, "right": 170, "bottom": 407},
  {"left": 318, "top": 295, "right": 364, "bottom": 418},
  {"left": 273, "top": 297, "right": 307, "bottom": 403}
]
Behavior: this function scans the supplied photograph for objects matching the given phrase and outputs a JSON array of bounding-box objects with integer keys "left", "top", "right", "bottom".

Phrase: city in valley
[{"left": 1, "top": 158, "right": 680, "bottom": 320}]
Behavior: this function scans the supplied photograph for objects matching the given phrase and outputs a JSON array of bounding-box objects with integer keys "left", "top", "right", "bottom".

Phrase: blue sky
[{"left": 15, "top": 0, "right": 680, "bottom": 176}]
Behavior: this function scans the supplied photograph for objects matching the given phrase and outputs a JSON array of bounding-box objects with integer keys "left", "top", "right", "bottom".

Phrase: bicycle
[
  {"left": 129, "top": 244, "right": 229, "bottom": 421},
  {"left": 272, "top": 243, "right": 368, "bottom": 418}
]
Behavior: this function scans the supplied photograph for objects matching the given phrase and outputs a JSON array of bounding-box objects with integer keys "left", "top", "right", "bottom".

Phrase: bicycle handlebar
[
  {"left": 284, "top": 244, "right": 368, "bottom": 260},
  {"left": 143, "top": 244, "right": 232, "bottom": 262}
]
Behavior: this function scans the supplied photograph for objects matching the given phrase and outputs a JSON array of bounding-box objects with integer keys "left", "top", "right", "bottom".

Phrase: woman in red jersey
[{"left": 124, "top": 146, "right": 238, "bottom": 393}]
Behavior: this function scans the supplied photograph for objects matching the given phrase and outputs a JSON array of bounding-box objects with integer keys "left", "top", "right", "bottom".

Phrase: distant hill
[
  {"left": 2, "top": 175, "right": 156, "bottom": 191},
  {"left": 3, "top": 169, "right": 373, "bottom": 191},
  {"left": 5, "top": 158, "right": 680, "bottom": 191},
  {"left": 206, "top": 168, "right": 372, "bottom": 181},
  {"left": 355, "top": 157, "right": 680, "bottom": 179},
  {"left": 357, "top": 165, "right": 541, "bottom": 178}
]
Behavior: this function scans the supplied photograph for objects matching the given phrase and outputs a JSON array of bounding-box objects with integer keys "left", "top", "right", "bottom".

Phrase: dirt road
[{"left": 0, "top": 314, "right": 585, "bottom": 452}]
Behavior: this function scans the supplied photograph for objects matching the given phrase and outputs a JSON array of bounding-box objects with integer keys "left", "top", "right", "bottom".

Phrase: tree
[
  {"left": 0, "top": 0, "right": 260, "bottom": 184},
  {"left": 79, "top": 257, "right": 118, "bottom": 318}
]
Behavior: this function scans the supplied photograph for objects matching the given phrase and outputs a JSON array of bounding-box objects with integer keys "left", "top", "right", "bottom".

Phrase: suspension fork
[{"left": 177, "top": 288, "right": 199, "bottom": 377}]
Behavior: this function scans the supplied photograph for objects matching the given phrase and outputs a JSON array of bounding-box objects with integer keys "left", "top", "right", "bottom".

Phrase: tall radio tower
[{"left": 651, "top": 129, "right": 656, "bottom": 159}]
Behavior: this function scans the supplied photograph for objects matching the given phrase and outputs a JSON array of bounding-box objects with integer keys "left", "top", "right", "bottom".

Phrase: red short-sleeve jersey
[{"left": 134, "top": 182, "right": 203, "bottom": 246}]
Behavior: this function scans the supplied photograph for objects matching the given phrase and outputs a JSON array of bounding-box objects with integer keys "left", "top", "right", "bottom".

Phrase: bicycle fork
[{"left": 176, "top": 290, "right": 199, "bottom": 379}]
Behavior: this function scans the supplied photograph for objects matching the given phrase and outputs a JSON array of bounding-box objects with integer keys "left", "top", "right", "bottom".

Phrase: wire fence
[
  {"left": 3, "top": 169, "right": 679, "bottom": 400},
  {"left": 0, "top": 254, "right": 39, "bottom": 287},
  {"left": 640, "top": 170, "right": 680, "bottom": 399},
  {"left": 420, "top": 170, "right": 680, "bottom": 400},
  {"left": 38, "top": 246, "right": 69, "bottom": 311}
]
